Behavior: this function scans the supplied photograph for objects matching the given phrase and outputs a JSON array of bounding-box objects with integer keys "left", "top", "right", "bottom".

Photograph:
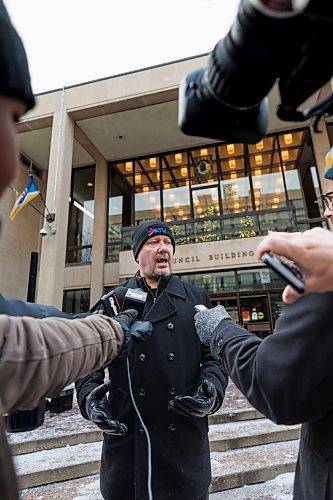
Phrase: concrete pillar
[
  {"left": 310, "top": 118, "right": 331, "bottom": 191},
  {"left": 90, "top": 158, "right": 108, "bottom": 307},
  {"left": 37, "top": 89, "right": 74, "bottom": 308}
]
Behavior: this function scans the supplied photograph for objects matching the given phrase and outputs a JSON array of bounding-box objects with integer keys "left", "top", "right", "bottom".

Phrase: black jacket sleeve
[
  {"left": 211, "top": 292, "right": 333, "bottom": 425},
  {"left": 0, "top": 294, "right": 88, "bottom": 318},
  {"left": 198, "top": 291, "right": 228, "bottom": 410}
]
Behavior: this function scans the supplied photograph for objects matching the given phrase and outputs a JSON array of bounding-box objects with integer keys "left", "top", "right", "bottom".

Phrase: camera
[
  {"left": 39, "top": 226, "right": 48, "bottom": 237},
  {"left": 178, "top": 0, "right": 333, "bottom": 143}
]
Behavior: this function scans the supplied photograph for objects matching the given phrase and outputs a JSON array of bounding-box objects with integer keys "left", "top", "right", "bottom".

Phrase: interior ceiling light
[
  {"left": 281, "top": 150, "right": 289, "bottom": 161},
  {"left": 229, "top": 159, "right": 236, "bottom": 169},
  {"left": 200, "top": 148, "right": 208, "bottom": 156},
  {"left": 135, "top": 174, "right": 142, "bottom": 184},
  {"left": 86, "top": 181, "right": 94, "bottom": 187},
  {"left": 255, "top": 154, "right": 263, "bottom": 165},
  {"left": 181, "top": 167, "right": 187, "bottom": 177},
  {"left": 175, "top": 153, "right": 182, "bottom": 164},
  {"left": 149, "top": 157, "right": 156, "bottom": 168},
  {"left": 284, "top": 133, "right": 293, "bottom": 145},
  {"left": 227, "top": 144, "right": 235, "bottom": 155},
  {"left": 125, "top": 162, "right": 132, "bottom": 172},
  {"left": 256, "top": 140, "right": 264, "bottom": 150}
]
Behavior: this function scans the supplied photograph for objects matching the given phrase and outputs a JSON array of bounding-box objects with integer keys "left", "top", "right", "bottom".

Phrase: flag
[
  {"left": 325, "top": 146, "right": 333, "bottom": 169},
  {"left": 9, "top": 176, "right": 40, "bottom": 221}
]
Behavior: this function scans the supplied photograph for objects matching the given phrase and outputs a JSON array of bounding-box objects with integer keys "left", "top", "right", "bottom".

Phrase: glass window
[
  {"left": 220, "top": 174, "right": 251, "bottom": 214},
  {"left": 189, "top": 147, "right": 218, "bottom": 187},
  {"left": 181, "top": 271, "right": 236, "bottom": 293},
  {"left": 107, "top": 163, "right": 133, "bottom": 260},
  {"left": 162, "top": 154, "right": 191, "bottom": 222},
  {"left": 63, "top": 289, "right": 90, "bottom": 314},
  {"left": 134, "top": 157, "right": 161, "bottom": 223},
  {"left": 237, "top": 267, "right": 286, "bottom": 291},
  {"left": 66, "top": 166, "right": 95, "bottom": 264},
  {"left": 107, "top": 195, "right": 122, "bottom": 262}
]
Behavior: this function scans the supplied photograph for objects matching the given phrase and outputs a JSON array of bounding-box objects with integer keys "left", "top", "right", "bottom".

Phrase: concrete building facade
[{"left": 1, "top": 54, "right": 332, "bottom": 337}]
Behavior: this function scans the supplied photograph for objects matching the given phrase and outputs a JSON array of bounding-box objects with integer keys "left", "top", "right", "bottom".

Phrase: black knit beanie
[{"left": 132, "top": 220, "right": 176, "bottom": 261}]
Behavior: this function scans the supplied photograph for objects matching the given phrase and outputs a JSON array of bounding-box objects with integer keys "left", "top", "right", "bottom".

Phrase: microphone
[{"left": 90, "top": 287, "right": 148, "bottom": 319}]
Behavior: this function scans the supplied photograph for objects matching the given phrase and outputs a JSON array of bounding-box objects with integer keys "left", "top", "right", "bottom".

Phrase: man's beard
[{"left": 151, "top": 269, "right": 171, "bottom": 281}]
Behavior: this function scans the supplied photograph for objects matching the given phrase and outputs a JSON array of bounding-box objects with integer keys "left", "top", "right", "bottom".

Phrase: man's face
[
  {"left": 0, "top": 96, "right": 26, "bottom": 197},
  {"left": 138, "top": 235, "right": 174, "bottom": 281},
  {"left": 322, "top": 179, "right": 333, "bottom": 220}
]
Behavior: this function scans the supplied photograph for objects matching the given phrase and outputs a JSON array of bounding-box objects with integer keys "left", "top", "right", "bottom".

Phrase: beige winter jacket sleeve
[{"left": 0, "top": 313, "right": 124, "bottom": 413}]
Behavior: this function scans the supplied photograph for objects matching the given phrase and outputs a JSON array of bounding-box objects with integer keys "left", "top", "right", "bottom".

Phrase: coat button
[
  {"left": 139, "top": 388, "right": 146, "bottom": 397},
  {"left": 169, "top": 423, "right": 176, "bottom": 431},
  {"left": 138, "top": 426, "right": 144, "bottom": 434},
  {"left": 169, "top": 387, "right": 176, "bottom": 396},
  {"left": 167, "top": 322, "right": 174, "bottom": 331},
  {"left": 167, "top": 353, "right": 175, "bottom": 362},
  {"left": 217, "top": 339, "right": 223, "bottom": 347},
  {"left": 138, "top": 354, "right": 146, "bottom": 362}
]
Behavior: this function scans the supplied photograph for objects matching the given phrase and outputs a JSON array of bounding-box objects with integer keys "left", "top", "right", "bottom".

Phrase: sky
[{"left": 5, "top": 0, "right": 240, "bottom": 94}]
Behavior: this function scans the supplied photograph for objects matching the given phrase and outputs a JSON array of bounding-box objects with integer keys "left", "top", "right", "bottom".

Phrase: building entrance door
[{"left": 240, "top": 295, "right": 272, "bottom": 338}]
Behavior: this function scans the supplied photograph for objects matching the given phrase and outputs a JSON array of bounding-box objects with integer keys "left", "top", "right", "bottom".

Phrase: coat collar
[{"left": 125, "top": 273, "right": 187, "bottom": 322}]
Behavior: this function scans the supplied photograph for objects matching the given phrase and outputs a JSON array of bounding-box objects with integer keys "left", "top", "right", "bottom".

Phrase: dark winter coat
[
  {"left": 76, "top": 274, "right": 228, "bottom": 500},
  {"left": 211, "top": 291, "right": 333, "bottom": 500}
]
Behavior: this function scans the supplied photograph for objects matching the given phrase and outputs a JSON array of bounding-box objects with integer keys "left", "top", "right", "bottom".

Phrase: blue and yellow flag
[
  {"left": 9, "top": 176, "right": 40, "bottom": 221},
  {"left": 325, "top": 145, "right": 333, "bottom": 170}
]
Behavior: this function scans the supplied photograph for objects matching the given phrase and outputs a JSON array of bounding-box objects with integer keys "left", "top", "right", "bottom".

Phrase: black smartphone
[{"left": 261, "top": 252, "right": 305, "bottom": 294}]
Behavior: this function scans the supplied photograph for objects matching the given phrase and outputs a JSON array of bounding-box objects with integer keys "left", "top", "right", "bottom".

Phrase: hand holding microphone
[
  {"left": 90, "top": 286, "right": 153, "bottom": 357},
  {"left": 85, "top": 287, "right": 153, "bottom": 434}
]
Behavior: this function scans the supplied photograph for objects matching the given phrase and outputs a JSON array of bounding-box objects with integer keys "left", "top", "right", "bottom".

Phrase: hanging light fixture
[
  {"left": 255, "top": 154, "right": 263, "bottom": 165},
  {"left": 281, "top": 150, "right": 289, "bottom": 161},
  {"left": 284, "top": 133, "right": 293, "bottom": 145},
  {"left": 175, "top": 153, "right": 182, "bottom": 164}
]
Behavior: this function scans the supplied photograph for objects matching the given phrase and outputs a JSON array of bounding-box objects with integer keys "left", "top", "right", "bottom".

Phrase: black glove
[
  {"left": 85, "top": 381, "right": 128, "bottom": 435},
  {"left": 114, "top": 309, "right": 153, "bottom": 358},
  {"left": 168, "top": 379, "right": 220, "bottom": 418}
]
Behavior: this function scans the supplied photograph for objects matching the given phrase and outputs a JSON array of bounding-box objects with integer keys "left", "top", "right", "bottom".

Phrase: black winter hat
[{"left": 132, "top": 220, "right": 176, "bottom": 261}]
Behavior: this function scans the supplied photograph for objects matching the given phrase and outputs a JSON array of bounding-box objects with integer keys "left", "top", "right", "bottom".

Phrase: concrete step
[
  {"left": 209, "top": 419, "right": 300, "bottom": 452},
  {"left": 210, "top": 440, "right": 299, "bottom": 493},
  {"left": 14, "top": 438, "right": 299, "bottom": 492},
  {"left": 12, "top": 417, "right": 300, "bottom": 490},
  {"left": 8, "top": 406, "right": 264, "bottom": 456},
  {"left": 20, "top": 471, "right": 296, "bottom": 499}
]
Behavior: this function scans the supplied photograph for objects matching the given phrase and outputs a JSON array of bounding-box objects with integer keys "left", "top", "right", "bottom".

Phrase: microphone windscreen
[{"left": 101, "top": 287, "right": 129, "bottom": 317}]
